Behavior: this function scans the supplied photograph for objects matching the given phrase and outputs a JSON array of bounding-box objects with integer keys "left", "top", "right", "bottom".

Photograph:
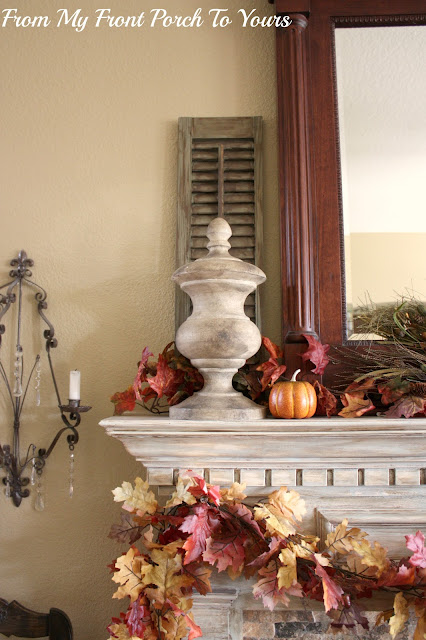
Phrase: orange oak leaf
[
  {"left": 110, "top": 387, "right": 136, "bottom": 415},
  {"left": 183, "top": 562, "right": 213, "bottom": 595},
  {"left": 406, "top": 531, "right": 426, "bottom": 568},
  {"left": 300, "top": 334, "right": 330, "bottom": 375},
  {"left": 262, "top": 336, "right": 284, "bottom": 359},
  {"left": 180, "top": 503, "right": 221, "bottom": 565},
  {"left": 141, "top": 548, "right": 192, "bottom": 608},
  {"left": 168, "top": 602, "right": 203, "bottom": 640},
  {"left": 313, "top": 554, "right": 344, "bottom": 612},
  {"left": 339, "top": 393, "right": 375, "bottom": 418},
  {"left": 161, "top": 612, "right": 192, "bottom": 640},
  {"left": 325, "top": 518, "right": 368, "bottom": 555}
]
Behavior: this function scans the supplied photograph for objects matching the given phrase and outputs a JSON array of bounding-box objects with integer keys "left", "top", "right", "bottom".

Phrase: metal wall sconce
[{"left": 0, "top": 250, "right": 91, "bottom": 508}]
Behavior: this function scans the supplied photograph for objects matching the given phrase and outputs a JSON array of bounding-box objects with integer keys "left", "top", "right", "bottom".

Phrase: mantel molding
[{"left": 100, "top": 415, "right": 426, "bottom": 472}]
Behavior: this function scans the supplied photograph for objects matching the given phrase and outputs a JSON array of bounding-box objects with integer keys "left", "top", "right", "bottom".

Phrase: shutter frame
[{"left": 176, "top": 116, "right": 263, "bottom": 332}]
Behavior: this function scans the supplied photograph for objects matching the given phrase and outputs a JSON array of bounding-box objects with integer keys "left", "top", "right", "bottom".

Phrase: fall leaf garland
[{"left": 108, "top": 472, "right": 426, "bottom": 640}]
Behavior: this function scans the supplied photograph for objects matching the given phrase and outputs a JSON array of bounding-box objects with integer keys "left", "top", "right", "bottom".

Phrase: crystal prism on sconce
[{"left": 0, "top": 250, "right": 91, "bottom": 507}]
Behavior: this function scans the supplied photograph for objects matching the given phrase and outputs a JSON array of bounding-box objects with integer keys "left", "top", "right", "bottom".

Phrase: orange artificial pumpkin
[{"left": 269, "top": 369, "right": 317, "bottom": 419}]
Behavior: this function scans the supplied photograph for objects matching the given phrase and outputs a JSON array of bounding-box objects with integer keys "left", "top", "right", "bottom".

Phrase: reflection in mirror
[{"left": 335, "top": 26, "right": 426, "bottom": 340}]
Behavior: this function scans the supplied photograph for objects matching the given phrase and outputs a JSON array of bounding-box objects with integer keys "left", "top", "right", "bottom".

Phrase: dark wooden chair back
[{"left": 0, "top": 599, "right": 73, "bottom": 639}]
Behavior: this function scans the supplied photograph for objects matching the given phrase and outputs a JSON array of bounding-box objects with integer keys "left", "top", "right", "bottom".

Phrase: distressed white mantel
[{"left": 100, "top": 414, "right": 426, "bottom": 639}]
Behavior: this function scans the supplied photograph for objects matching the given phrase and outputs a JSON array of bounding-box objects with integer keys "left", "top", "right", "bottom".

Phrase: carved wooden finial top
[{"left": 206, "top": 217, "right": 232, "bottom": 257}]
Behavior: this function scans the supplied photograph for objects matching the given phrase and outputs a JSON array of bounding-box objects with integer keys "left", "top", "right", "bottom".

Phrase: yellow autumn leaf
[
  {"left": 254, "top": 487, "right": 306, "bottom": 538},
  {"left": 112, "top": 547, "right": 147, "bottom": 602},
  {"left": 112, "top": 477, "right": 158, "bottom": 516},
  {"left": 414, "top": 606, "right": 426, "bottom": 640},
  {"left": 351, "top": 539, "right": 389, "bottom": 576},
  {"left": 220, "top": 482, "right": 247, "bottom": 502},
  {"left": 165, "top": 476, "right": 197, "bottom": 508},
  {"left": 389, "top": 592, "right": 409, "bottom": 638},
  {"left": 107, "top": 622, "right": 141, "bottom": 640},
  {"left": 288, "top": 536, "right": 319, "bottom": 559},
  {"left": 161, "top": 613, "right": 190, "bottom": 640},
  {"left": 325, "top": 519, "right": 368, "bottom": 554},
  {"left": 142, "top": 548, "right": 192, "bottom": 608},
  {"left": 277, "top": 548, "right": 298, "bottom": 589}
]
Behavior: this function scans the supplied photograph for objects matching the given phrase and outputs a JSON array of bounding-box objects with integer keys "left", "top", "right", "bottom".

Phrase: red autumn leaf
[
  {"left": 378, "top": 564, "right": 416, "bottom": 587},
  {"left": 300, "top": 334, "right": 330, "bottom": 375},
  {"left": 384, "top": 396, "right": 426, "bottom": 419},
  {"left": 253, "top": 561, "right": 302, "bottom": 610},
  {"left": 313, "top": 555, "right": 344, "bottom": 611},
  {"left": 126, "top": 595, "right": 152, "bottom": 637},
  {"left": 262, "top": 336, "right": 284, "bottom": 360},
  {"left": 224, "top": 502, "right": 265, "bottom": 540},
  {"left": 313, "top": 381, "right": 338, "bottom": 417},
  {"left": 203, "top": 531, "right": 246, "bottom": 572},
  {"left": 133, "top": 347, "right": 154, "bottom": 399},
  {"left": 186, "top": 472, "right": 221, "bottom": 506},
  {"left": 147, "top": 354, "right": 185, "bottom": 400},
  {"left": 139, "top": 385, "right": 157, "bottom": 404},
  {"left": 180, "top": 503, "right": 221, "bottom": 565},
  {"left": 406, "top": 531, "right": 426, "bottom": 568},
  {"left": 248, "top": 536, "right": 284, "bottom": 570},
  {"left": 110, "top": 387, "right": 136, "bottom": 415},
  {"left": 256, "top": 358, "right": 287, "bottom": 392}
]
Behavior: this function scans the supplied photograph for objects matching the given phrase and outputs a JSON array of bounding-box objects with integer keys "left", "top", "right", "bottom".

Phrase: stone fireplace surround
[{"left": 100, "top": 414, "right": 426, "bottom": 639}]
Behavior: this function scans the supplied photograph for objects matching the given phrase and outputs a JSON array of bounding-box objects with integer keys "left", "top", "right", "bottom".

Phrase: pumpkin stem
[{"left": 291, "top": 369, "right": 301, "bottom": 382}]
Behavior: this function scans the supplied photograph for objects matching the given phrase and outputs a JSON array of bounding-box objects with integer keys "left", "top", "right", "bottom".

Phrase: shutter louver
[{"left": 176, "top": 117, "right": 263, "bottom": 332}]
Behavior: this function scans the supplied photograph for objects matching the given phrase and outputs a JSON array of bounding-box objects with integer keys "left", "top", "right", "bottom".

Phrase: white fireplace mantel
[{"left": 100, "top": 414, "right": 426, "bottom": 639}]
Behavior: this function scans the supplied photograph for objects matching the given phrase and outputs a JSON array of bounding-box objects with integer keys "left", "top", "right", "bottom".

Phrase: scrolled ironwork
[{"left": 0, "top": 250, "right": 91, "bottom": 507}]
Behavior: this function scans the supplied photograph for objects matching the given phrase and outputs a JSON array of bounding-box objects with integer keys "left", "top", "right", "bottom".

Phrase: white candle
[{"left": 69, "top": 370, "right": 81, "bottom": 401}]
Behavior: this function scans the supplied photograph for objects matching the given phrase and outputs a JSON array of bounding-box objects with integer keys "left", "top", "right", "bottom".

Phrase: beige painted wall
[{"left": 0, "top": 1, "right": 280, "bottom": 637}]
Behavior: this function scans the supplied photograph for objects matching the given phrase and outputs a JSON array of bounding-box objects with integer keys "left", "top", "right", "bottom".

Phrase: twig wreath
[{"left": 107, "top": 472, "right": 426, "bottom": 640}]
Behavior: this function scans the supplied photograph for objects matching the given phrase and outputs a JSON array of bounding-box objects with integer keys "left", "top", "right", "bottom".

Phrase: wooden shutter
[{"left": 176, "top": 116, "right": 263, "bottom": 331}]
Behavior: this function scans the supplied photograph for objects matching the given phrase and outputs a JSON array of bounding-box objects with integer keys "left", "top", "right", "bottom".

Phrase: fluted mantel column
[{"left": 276, "top": 13, "right": 318, "bottom": 344}]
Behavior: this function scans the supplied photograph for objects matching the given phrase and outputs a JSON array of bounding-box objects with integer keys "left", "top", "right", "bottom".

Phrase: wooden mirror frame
[{"left": 272, "top": 0, "right": 426, "bottom": 385}]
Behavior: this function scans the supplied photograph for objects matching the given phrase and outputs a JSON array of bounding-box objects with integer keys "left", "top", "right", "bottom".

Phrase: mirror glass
[{"left": 335, "top": 26, "right": 426, "bottom": 340}]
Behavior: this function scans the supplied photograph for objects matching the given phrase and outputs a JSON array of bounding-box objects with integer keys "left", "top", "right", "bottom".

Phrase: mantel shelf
[{"left": 100, "top": 414, "right": 426, "bottom": 473}]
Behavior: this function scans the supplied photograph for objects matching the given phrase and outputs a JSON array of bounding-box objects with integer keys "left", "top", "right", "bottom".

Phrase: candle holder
[{"left": 0, "top": 250, "right": 91, "bottom": 507}]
